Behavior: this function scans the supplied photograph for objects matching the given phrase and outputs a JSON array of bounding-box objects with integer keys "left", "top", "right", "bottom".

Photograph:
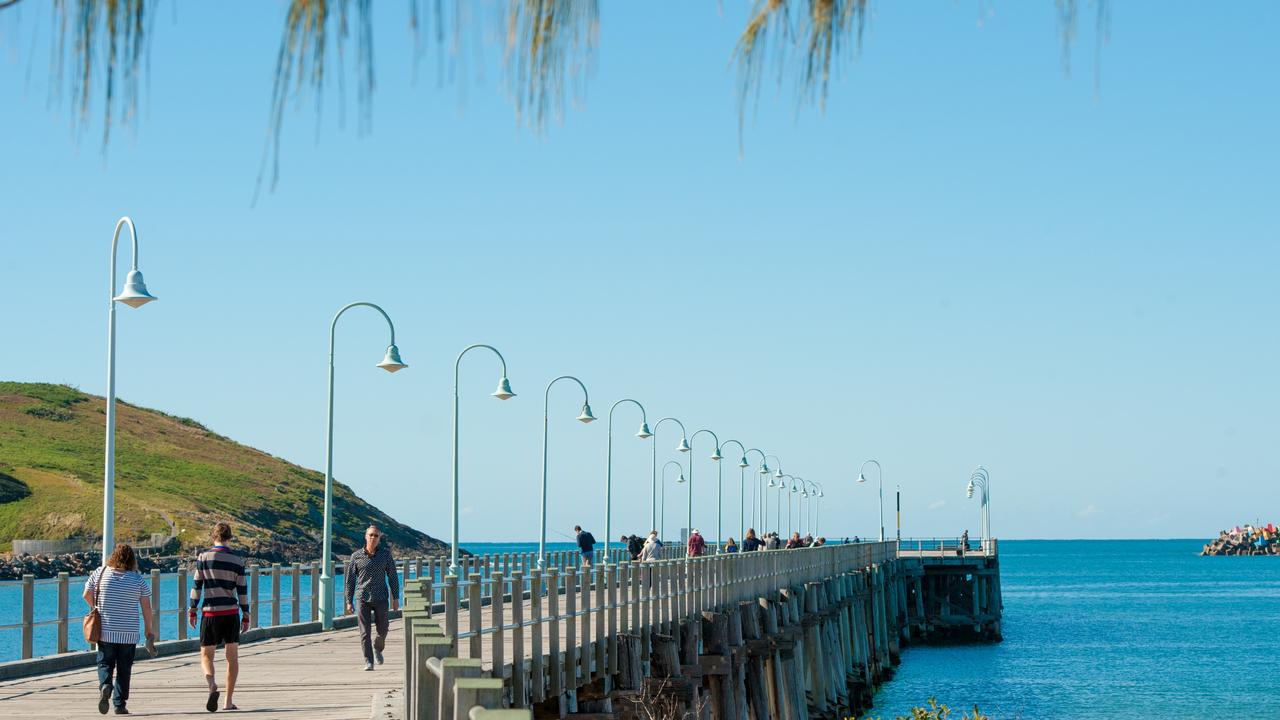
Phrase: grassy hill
[{"left": 0, "top": 382, "right": 450, "bottom": 561}]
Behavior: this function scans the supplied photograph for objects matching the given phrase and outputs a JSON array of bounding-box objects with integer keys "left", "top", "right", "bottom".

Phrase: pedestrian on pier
[
  {"left": 84, "top": 543, "right": 156, "bottom": 716},
  {"left": 624, "top": 534, "right": 645, "bottom": 560},
  {"left": 639, "top": 531, "right": 662, "bottom": 562},
  {"left": 687, "top": 528, "right": 706, "bottom": 557},
  {"left": 189, "top": 522, "right": 249, "bottom": 712},
  {"left": 742, "top": 528, "right": 762, "bottom": 552},
  {"left": 345, "top": 524, "right": 400, "bottom": 671},
  {"left": 960, "top": 529, "right": 970, "bottom": 557},
  {"left": 766, "top": 532, "right": 782, "bottom": 550},
  {"left": 575, "top": 525, "right": 597, "bottom": 566},
  {"left": 724, "top": 537, "right": 739, "bottom": 553}
]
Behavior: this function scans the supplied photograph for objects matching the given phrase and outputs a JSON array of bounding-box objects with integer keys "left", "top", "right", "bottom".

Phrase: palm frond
[{"left": 504, "top": 0, "right": 599, "bottom": 129}]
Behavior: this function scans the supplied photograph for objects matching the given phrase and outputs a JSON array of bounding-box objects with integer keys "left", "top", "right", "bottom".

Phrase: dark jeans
[
  {"left": 96, "top": 641, "right": 136, "bottom": 708},
  {"left": 357, "top": 598, "right": 389, "bottom": 663}
]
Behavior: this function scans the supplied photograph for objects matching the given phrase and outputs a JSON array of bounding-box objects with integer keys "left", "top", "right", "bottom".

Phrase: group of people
[
  {"left": 1202, "top": 523, "right": 1279, "bottom": 556},
  {"left": 585, "top": 526, "right": 829, "bottom": 563},
  {"left": 84, "top": 521, "right": 401, "bottom": 714}
]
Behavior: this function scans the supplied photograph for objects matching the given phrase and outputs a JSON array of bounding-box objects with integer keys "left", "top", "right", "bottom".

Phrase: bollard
[{"left": 56, "top": 571, "right": 69, "bottom": 653}]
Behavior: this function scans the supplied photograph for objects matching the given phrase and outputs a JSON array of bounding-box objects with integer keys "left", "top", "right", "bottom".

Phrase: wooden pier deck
[{"left": 0, "top": 620, "right": 403, "bottom": 719}]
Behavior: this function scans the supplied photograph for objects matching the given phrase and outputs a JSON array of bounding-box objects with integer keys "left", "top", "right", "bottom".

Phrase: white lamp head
[
  {"left": 376, "top": 345, "right": 408, "bottom": 373},
  {"left": 767, "top": 478, "right": 776, "bottom": 488},
  {"left": 710, "top": 447, "right": 723, "bottom": 461},
  {"left": 677, "top": 437, "right": 691, "bottom": 453},
  {"left": 114, "top": 270, "right": 157, "bottom": 308},
  {"left": 577, "top": 403, "right": 596, "bottom": 423},
  {"left": 759, "top": 463, "right": 770, "bottom": 475},
  {"left": 676, "top": 473, "right": 686, "bottom": 484},
  {"left": 636, "top": 422, "right": 653, "bottom": 439},
  {"left": 492, "top": 377, "right": 516, "bottom": 400},
  {"left": 857, "top": 473, "right": 867, "bottom": 484},
  {"left": 966, "top": 482, "right": 975, "bottom": 499},
  {"left": 775, "top": 469, "right": 783, "bottom": 479},
  {"left": 738, "top": 457, "right": 749, "bottom": 469}
]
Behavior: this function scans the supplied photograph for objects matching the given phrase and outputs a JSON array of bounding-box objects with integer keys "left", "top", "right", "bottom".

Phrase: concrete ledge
[{"left": 0, "top": 610, "right": 401, "bottom": 681}]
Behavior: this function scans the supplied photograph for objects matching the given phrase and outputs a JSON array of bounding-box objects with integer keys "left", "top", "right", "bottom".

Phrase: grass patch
[{"left": 23, "top": 405, "right": 76, "bottom": 422}]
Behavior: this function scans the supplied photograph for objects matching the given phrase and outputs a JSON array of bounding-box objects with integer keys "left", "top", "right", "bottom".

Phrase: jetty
[{"left": 1, "top": 540, "right": 1002, "bottom": 719}]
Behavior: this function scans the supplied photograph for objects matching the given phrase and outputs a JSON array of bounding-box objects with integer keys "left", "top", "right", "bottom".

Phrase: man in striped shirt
[
  {"left": 188, "top": 522, "right": 249, "bottom": 712},
  {"left": 344, "top": 523, "right": 400, "bottom": 670}
]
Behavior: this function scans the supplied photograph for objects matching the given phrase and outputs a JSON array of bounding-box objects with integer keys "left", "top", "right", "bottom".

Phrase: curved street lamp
[
  {"left": 858, "top": 459, "right": 885, "bottom": 542},
  {"left": 604, "top": 399, "right": 652, "bottom": 563},
  {"left": 537, "top": 376, "right": 596, "bottom": 571},
  {"left": 744, "top": 448, "right": 767, "bottom": 534},
  {"left": 650, "top": 417, "right": 690, "bottom": 532},
  {"left": 660, "top": 460, "right": 685, "bottom": 542},
  {"left": 778, "top": 474, "right": 795, "bottom": 538},
  {"left": 763, "top": 455, "right": 783, "bottom": 533},
  {"left": 718, "top": 440, "right": 748, "bottom": 543},
  {"left": 102, "top": 216, "right": 158, "bottom": 559},
  {"left": 807, "top": 480, "right": 825, "bottom": 538},
  {"left": 966, "top": 466, "right": 991, "bottom": 552},
  {"left": 688, "top": 429, "right": 721, "bottom": 551},
  {"left": 320, "top": 301, "right": 407, "bottom": 629},
  {"left": 450, "top": 344, "right": 515, "bottom": 576}
]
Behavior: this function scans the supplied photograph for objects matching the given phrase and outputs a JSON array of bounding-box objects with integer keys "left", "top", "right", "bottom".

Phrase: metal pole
[
  {"left": 450, "top": 344, "right": 512, "bottom": 576},
  {"left": 605, "top": 399, "right": 648, "bottom": 564},
  {"left": 321, "top": 301, "right": 402, "bottom": 629},
  {"left": 688, "top": 429, "right": 720, "bottom": 553},
  {"left": 539, "top": 376, "right": 591, "bottom": 571}
]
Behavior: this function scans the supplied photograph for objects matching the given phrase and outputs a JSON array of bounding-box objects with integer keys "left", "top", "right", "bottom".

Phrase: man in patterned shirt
[
  {"left": 188, "top": 522, "right": 249, "bottom": 712},
  {"left": 344, "top": 523, "right": 400, "bottom": 670}
]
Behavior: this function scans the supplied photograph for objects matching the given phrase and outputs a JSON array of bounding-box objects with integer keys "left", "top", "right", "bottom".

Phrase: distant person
[
  {"left": 960, "top": 529, "right": 970, "bottom": 557},
  {"left": 189, "top": 522, "right": 249, "bottom": 712},
  {"left": 766, "top": 532, "right": 782, "bottom": 551},
  {"left": 785, "top": 532, "right": 801, "bottom": 549},
  {"left": 853, "top": 535, "right": 860, "bottom": 544},
  {"left": 625, "top": 534, "right": 645, "bottom": 560},
  {"left": 724, "top": 537, "right": 739, "bottom": 553},
  {"left": 813, "top": 537, "right": 826, "bottom": 546},
  {"left": 742, "top": 528, "right": 762, "bottom": 552},
  {"left": 85, "top": 543, "right": 156, "bottom": 716},
  {"left": 345, "top": 524, "right": 400, "bottom": 671},
  {"left": 639, "top": 531, "right": 662, "bottom": 562},
  {"left": 575, "top": 525, "right": 597, "bottom": 566},
  {"left": 687, "top": 529, "right": 707, "bottom": 557},
  {"left": 803, "top": 533, "right": 814, "bottom": 547}
]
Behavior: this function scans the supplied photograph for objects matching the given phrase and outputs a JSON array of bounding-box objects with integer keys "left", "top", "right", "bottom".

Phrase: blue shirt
[{"left": 85, "top": 567, "right": 150, "bottom": 644}]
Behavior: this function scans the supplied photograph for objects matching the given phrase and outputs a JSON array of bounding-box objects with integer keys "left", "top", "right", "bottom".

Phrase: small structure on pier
[{"left": 899, "top": 539, "right": 1004, "bottom": 643}]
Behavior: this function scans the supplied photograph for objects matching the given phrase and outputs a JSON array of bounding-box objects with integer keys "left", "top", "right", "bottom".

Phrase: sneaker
[
  {"left": 374, "top": 650, "right": 384, "bottom": 665},
  {"left": 363, "top": 661, "right": 374, "bottom": 671},
  {"left": 98, "top": 685, "right": 112, "bottom": 715},
  {"left": 114, "top": 706, "right": 130, "bottom": 715}
]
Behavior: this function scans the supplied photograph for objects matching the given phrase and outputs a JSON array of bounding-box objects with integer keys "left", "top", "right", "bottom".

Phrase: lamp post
[
  {"left": 688, "top": 429, "right": 721, "bottom": 551},
  {"left": 764, "top": 456, "right": 783, "bottom": 534},
  {"left": 320, "top": 302, "right": 407, "bottom": 629},
  {"left": 807, "top": 480, "right": 825, "bottom": 538},
  {"left": 537, "top": 376, "right": 596, "bottom": 571},
  {"left": 604, "top": 399, "right": 652, "bottom": 563},
  {"left": 651, "top": 418, "right": 690, "bottom": 533},
  {"left": 450, "top": 345, "right": 516, "bottom": 576},
  {"left": 966, "top": 466, "right": 991, "bottom": 553},
  {"left": 661, "top": 460, "right": 684, "bottom": 542},
  {"left": 794, "top": 478, "right": 810, "bottom": 537},
  {"left": 718, "top": 440, "right": 748, "bottom": 542},
  {"left": 744, "top": 448, "right": 767, "bottom": 534},
  {"left": 858, "top": 460, "right": 885, "bottom": 542},
  {"left": 102, "top": 216, "right": 158, "bottom": 558},
  {"left": 778, "top": 474, "right": 795, "bottom": 538}
]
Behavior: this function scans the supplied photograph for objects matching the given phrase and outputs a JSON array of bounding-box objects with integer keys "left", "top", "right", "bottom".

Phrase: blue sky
[{"left": 1, "top": 1, "right": 1276, "bottom": 542}]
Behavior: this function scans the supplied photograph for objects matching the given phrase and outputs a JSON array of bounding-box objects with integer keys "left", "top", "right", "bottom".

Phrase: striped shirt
[
  {"left": 189, "top": 545, "right": 249, "bottom": 617},
  {"left": 84, "top": 568, "right": 150, "bottom": 644},
  {"left": 344, "top": 545, "right": 399, "bottom": 606}
]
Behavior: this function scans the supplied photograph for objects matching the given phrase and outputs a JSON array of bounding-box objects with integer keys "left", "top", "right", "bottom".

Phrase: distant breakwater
[{"left": 1202, "top": 526, "right": 1278, "bottom": 556}]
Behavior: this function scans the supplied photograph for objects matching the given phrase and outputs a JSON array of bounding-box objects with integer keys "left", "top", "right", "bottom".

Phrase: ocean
[{"left": 3, "top": 540, "right": 1277, "bottom": 718}]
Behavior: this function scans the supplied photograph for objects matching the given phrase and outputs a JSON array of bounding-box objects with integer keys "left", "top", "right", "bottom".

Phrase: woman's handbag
[{"left": 83, "top": 567, "right": 104, "bottom": 644}]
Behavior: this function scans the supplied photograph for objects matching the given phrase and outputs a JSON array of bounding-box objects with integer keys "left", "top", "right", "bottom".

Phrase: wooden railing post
[
  {"left": 177, "top": 567, "right": 188, "bottom": 641},
  {"left": 149, "top": 568, "right": 161, "bottom": 634},
  {"left": 490, "top": 571, "right": 505, "bottom": 681},
  {"left": 56, "top": 571, "right": 69, "bottom": 653},
  {"left": 530, "top": 569, "right": 545, "bottom": 704},
  {"left": 249, "top": 565, "right": 261, "bottom": 628},
  {"left": 607, "top": 563, "right": 619, "bottom": 677},
  {"left": 311, "top": 562, "right": 320, "bottom": 622},
  {"left": 20, "top": 574, "right": 34, "bottom": 659},
  {"left": 444, "top": 574, "right": 460, "bottom": 654},
  {"left": 547, "top": 568, "right": 562, "bottom": 701},
  {"left": 467, "top": 573, "right": 483, "bottom": 660},
  {"left": 510, "top": 570, "right": 526, "bottom": 707},
  {"left": 271, "top": 563, "right": 281, "bottom": 626},
  {"left": 565, "top": 568, "right": 578, "bottom": 692},
  {"left": 291, "top": 563, "right": 301, "bottom": 624}
]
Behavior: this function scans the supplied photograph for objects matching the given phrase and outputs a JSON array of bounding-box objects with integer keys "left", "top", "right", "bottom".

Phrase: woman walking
[{"left": 84, "top": 544, "right": 156, "bottom": 715}]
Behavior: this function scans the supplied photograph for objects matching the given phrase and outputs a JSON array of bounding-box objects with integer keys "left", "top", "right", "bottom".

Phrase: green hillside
[{"left": 0, "top": 382, "right": 449, "bottom": 561}]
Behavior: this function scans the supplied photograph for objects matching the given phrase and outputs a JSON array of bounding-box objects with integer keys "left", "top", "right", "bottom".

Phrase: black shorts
[{"left": 200, "top": 614, "right": 241, "bottom": 646}]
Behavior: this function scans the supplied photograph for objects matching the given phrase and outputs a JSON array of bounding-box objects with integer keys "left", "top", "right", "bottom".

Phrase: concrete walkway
[{"left": 0, "top": 620, "right": 402, "bottom": 719}]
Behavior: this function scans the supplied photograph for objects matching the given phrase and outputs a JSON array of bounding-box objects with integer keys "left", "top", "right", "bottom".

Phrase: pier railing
[
  {"left": 896, "top": 537, "right": 998, "bottom": 558},
  {"left": 400, "top": 540, "right": 899, "bottom": 718}
]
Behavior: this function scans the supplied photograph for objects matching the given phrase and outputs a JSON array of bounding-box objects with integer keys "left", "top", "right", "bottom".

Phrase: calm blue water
[
  {"left": 4, "top": 539, "right": 1276, "bottom": 718},
  {"left": 872, "top": 540, "right": 1280, "bottom": 719}
]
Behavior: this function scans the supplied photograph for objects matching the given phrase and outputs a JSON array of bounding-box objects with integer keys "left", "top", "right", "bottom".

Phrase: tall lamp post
[
  {"left": 966, "top": 466, "right": 991, "bottom": 553},
  {"left": 794, "top": 478, "right": 810, "bottom": 537},
  {"left": 660, "top": 460, "right": 684, "bottom": 542},
  {"left": 808, "top": 480, "right": 825, "bottom": 538},
  {"left": 858, "top": 459, "right": 885, "bottom": 542},
  {"left": 537, "top": 376, "right": 596, "bottom": 571},
  {"left": 102, "top": 216, "right": 158, "bottom": 558},
  {"left": 718, "top": 440, "right": 748, "bottom": 542},
  {"left": 763, "top": 455, "right": 783, "bottom": 534},
  {"left": 450, "top": 345, "right": 516, "bottom": 576},
  {"left": 651, "top": 418, "right": 690, "bottom": 533},
  {"left": 321, "top": 302, "right": 408, "bottom": 629},
  {"left": 779, "top": 474, "right": 795, "bottom": 538},
  {"left": 688, "top": 429, "right": 722, "bottom": 550},
  {"left": 744, "top": 448, "right": 767, "bottom": 533},
  {"left": 604, "top": 399, "right": 652, "bottom": 563}
]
